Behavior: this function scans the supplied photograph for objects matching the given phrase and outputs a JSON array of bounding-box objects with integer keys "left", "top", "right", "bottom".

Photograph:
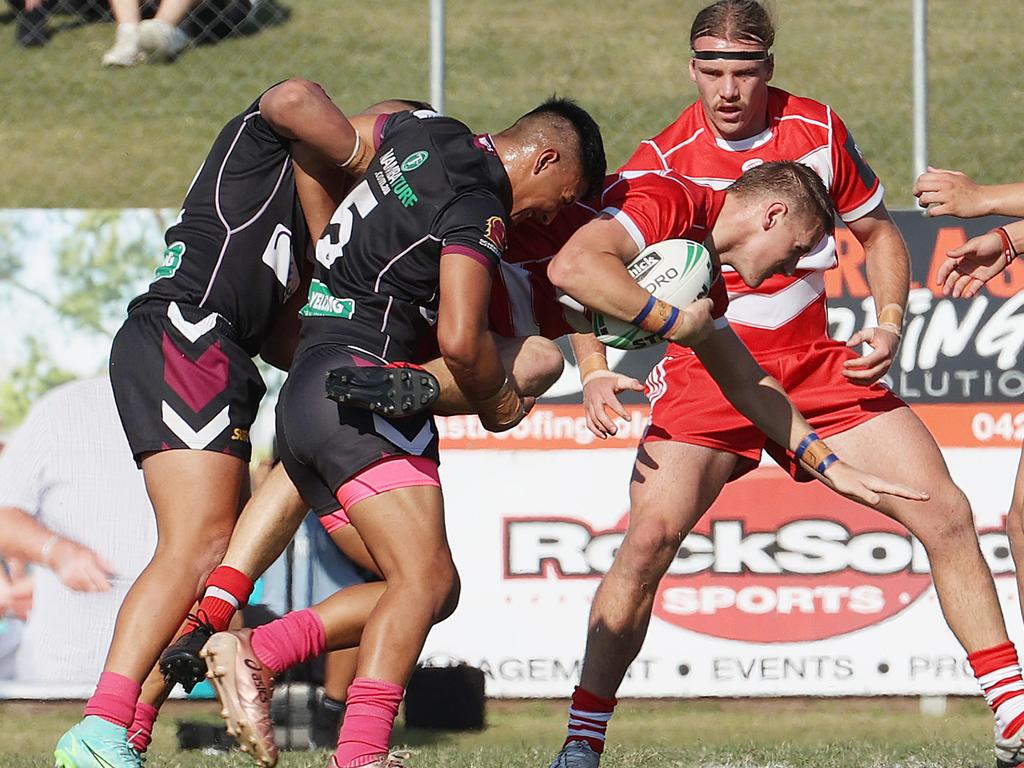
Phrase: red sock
[
  {"left": 563, "top": 686, "right": 617, "bottom": 754},
  {"left": 969, "top": 641, "right": 1024, "bottom": 739},
  {"left": 191, "top": 565, "right": 254, "bottom": 632},
  {"left": 84, "top": 671, "right": 142, "bottom": 728},
  {"left": 127, "top": 701, "right": 159, "bottom": 752},
  {"left": 333, "top": 678, "right": 404, "bottom": 767},
  {"left": 250, "top": 608, "right": 326, "bottom": 676}
]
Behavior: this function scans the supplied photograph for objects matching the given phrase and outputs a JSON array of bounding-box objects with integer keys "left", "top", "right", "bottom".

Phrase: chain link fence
[{"left": 1, "top": 0, "right": 1022, "bottom": 209}]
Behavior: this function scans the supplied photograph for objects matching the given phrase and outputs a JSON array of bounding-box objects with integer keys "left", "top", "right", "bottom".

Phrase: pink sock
[
  {"left": 334, "top": 678, "right": 405, "bottom": 768},
  {"left": 250, "top": 608, "right": 326, "bottom": 675},
  {"left": 127, "top": 701, "right": 159, "bottom": 752},
  {"left": 84, "top": 671, "right": 142, "bottom": 728}
]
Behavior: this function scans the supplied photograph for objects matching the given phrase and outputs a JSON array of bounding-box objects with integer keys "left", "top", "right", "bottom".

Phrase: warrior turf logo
[
  {"left": 300, "top": 279, "right": 355, "bottom": 319},
  {"left": 401, "top": 150, "right": 429, "bottom": 172},
  {"left": 155, "top": 241, "right": 186, "bottom": 279},
  {"left": 502, "top": 471, "right": 968, "bottom": 643},
  {"left": 376, "top": 148, "right": 419, "bottom": 208},
  {"left": 478, "top": 216, "right": 507, "bottom": 257}
]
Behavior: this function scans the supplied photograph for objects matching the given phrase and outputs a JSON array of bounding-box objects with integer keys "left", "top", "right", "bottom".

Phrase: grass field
[
  {"left": 2, "top": 0, "right": 1024, "bottom": 208},
  {"left": 0, "top": 697, "right": 1001, "bottom": 767}
]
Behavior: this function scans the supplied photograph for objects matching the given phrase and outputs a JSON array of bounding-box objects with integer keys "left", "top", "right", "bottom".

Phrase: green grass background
[
  {"left": 1, "top": 0, "right": 1023, "bottom": 208},
  {"left": 0, "top": 698, "right": 1001, "bottom": 767}
]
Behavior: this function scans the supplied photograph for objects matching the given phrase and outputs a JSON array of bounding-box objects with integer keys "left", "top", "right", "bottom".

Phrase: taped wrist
[
  {"left": 795, "top": 431, "right": 840, "bottom": 475},
  {"left": 634, "top": 297, "right": 685, "bottom": 339},
  {"left": 578, "top": 352, "right": 610, "bottom": 385},
  {"left": 475, "top": 376, "right": 525, "bottom": 428},
  {"left": 876, "top": 303, "right": 904, "bottom": 338},
  {"left": 992, "top": 226, "right": 1019, "bottom": 268}
]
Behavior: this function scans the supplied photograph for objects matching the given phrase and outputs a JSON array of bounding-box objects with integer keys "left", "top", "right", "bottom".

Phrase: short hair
[
  {"left": 517, "top": 97, "right": 607, "bottom": 201},
  {"left": 728, "top": 161, "right": 835, "bottom": 237},
  {"left": 690, "top": 0, "right": 776, "bottom": 49}
]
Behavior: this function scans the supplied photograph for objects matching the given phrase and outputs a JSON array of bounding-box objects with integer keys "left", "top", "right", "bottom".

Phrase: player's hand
[
  {"left": 936, "top": 231, "right": 1009, "bottom": 298},
  {"left": 913, "top": 167, "right": 986, "bottom": 218},
  {"left": 48, "top": 539, "right": 115, "bottom": 593},
  {"left": 664, "top": 298, "right": 714, "bottom": 347},
  {"left": 819, "top": 461, "right": 930, "bottom": 507},
  {"left": 582, "top": 370, "right": 645, "bottom": 439},
  {"left": 843, "top": 325, "right": 899, "bottom": 385},
  {"left": 0, "top": 560, "right": 34, "bottom": 620}
]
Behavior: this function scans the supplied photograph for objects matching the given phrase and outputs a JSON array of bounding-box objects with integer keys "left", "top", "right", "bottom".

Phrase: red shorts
[{"left": 643, "top": 339, "right": 907, "bottom": 481}]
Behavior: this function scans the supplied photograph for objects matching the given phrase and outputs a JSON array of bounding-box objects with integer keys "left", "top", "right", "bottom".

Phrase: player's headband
[{"left": 691, "top": 49, "right": 770, "bottom": 61}]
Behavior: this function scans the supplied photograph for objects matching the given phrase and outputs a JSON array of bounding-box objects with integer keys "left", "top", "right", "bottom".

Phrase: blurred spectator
[
  {"left": 103, "top": 0, "right": 252, "bottom": 67},
  {"left": 0, "top": 378, "right": 156, "bottom": 684},
  {"left": 7, "top": 0, "right": 54, "bottom": 47}
]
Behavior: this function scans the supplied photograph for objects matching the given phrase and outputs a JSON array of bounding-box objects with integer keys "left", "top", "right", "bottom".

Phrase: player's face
[
  {"left": 512, "top": 152, "right": 585, "bottom": 226},
  {"left": 689, "top": 37, "right": 773, "bottom": 141},
  {"left": 733, "top": 203, "right": 820, "bottom": 287}
]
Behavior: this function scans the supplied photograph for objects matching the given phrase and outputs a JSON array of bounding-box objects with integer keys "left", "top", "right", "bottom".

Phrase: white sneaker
[
  {"left": 101, "top": 23, "right": 142, "bottom": 67},
  {"left": 138, "top": 19, "right": 190, "bottom": 62},
  {"left": 549, "top": 740, "right": 601, "bottom": 768},
  {"left": 996, "top": 723, "right": 1024, "bottom": 767}
]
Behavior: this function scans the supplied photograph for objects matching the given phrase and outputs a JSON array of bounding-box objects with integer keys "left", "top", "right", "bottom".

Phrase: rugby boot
[
  {"left": 201, "top": 629, "right": 278, "bottom": 767},
  {"left": 325, "top": 363, "right": 439, "bottom": 418},
  {"left": 995, "top": 723, "right": 1024, "bottom": 767},
  {"left": 548, "top": 740, "right": 601, "bottom": 768},
  {"left": 329, "top": 750, "right": 413, "bottom": 768},
  {"left": 54, "top": 716, "right": 143, "bottom": 768},
  {"left": 158, "top": 613, "right": 216, "bottom": 692}
]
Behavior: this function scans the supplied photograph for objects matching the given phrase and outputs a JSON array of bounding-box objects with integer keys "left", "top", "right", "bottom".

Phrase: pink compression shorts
[{"left": 319, "top": 455, "right": 441, "bottom": 533}]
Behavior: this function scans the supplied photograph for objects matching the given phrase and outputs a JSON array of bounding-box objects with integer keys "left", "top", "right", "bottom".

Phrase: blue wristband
[
  {"left": 631, "top": 295, "right": 657, "bottom": 326},
  {"left": 817, "top": 453, "right": 839, "bottom": 474},
  {"left": 655, "top": 306, "right": 680, "bottom": 337},
  {"left": 794, "top": 432, "right": 820, "bottom": 461}
]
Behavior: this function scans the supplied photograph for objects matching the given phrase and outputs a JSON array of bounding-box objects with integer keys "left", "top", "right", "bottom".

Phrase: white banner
[{"left": 424, "top": 440, "right": 1022, "bottom": 697}]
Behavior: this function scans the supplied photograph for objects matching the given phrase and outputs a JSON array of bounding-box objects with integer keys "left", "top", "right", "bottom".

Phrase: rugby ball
[{"left": 560, "top": 239, "right": 714, "bottom": 350}]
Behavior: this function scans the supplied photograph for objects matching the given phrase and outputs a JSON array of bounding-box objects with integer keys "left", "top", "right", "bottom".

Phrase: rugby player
[
  {"left": 193, "top": 160, "right": 928, "bottom": 768},
  {"left": 546, "top": 3, "right": 1024, "bottom": 767},
  {"left": 53, "top": 81, "right": 434, "bottom": 768},
  {"left": 194, "top": 98, "right": 606, "bottom": 768},
  {"left": 915, "top": 167, "right": 1024, "bottom": 768}
]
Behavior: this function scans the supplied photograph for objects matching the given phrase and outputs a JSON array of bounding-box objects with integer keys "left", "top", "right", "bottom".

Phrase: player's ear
[
  {"left": 688, "top": 58, "right": 698, "bottom": 83},
  {"left": 763, "top": 200, "right": 787, "bottom": 231},
  {"left": 534, "top": 147, "right": 560, "bottom": 176},
  {"left": 764, "top": 54, "right": 775, "bottom": 82}
]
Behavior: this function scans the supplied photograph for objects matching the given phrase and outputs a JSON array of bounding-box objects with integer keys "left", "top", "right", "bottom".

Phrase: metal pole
[
  {"left": 912, "top": 0, "right": 928, "bottom": 184},
  {"left": 430, "top": 0, "right": 446, "bottom": 114}
]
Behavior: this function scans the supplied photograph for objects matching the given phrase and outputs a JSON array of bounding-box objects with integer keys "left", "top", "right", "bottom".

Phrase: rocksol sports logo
[{"left": 503, "top": 472, "right": 959, "bottom": 643}]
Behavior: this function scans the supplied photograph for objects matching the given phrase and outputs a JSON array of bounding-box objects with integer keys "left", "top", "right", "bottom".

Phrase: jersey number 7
[{"left": 315, "top": 179, "right": 379, "bottom": 269}]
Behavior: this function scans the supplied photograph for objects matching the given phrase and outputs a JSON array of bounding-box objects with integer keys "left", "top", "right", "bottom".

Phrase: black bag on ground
[{"left": 404, "top": 663, "right": 486, "bottom": 730}]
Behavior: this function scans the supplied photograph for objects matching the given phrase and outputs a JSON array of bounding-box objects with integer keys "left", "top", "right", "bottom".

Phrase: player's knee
[
  {"left": 435, "top": 568, "right": 461, "bottom": 623},
  {"left": 919, "top": 488, "right": 977, "bottom": 555},
  {"left": 620, "top": 517, "right": 685, "bottom": 575},
  {"left": 513, "top": 336, "right": 565, "bottom": 397},
  {"left": 1007, "top": 503, "right": 1024, "bottom": 562}
]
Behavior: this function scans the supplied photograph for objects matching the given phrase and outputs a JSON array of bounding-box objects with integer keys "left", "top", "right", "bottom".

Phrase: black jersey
[
  {"left": 298, "top": 110, "right": 512, "bottom": 362},
  {"left": 130, "top": 94, "right": 309, "bottom": 356}
]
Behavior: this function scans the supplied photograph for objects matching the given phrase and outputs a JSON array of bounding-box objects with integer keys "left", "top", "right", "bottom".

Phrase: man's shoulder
[{"left": 770, "top": 87, "right": 834, "bottom": 130}]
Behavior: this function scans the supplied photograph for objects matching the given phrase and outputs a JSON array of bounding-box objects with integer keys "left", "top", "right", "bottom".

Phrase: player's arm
[
  {"left": 693, "top": 326, "right": 928, "bottom": 505},
  {"left": 569, "top": 331, "right": 642, "bottom": 439},
  {"left": 913, "top": 167, "right": 1024, "bottom": 218},
  {"left": 548, "top": 215, "right": 714, "bottom": 346},
  {"left": 842, "top": 203, "right": 909, "bottom": 385},
  {"left": 437, "top": 254, "right": 527, "bottom": 433}
]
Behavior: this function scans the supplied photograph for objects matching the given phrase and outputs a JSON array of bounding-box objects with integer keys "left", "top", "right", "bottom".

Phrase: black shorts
[
  {"left": 109, "top": 300, "right": 267, "bottom": 464},
  {"left": 277, "top": 343, "right": 441, "bottom": 516}
]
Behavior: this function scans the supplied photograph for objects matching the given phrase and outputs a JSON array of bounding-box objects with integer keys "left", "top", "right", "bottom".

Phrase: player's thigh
[
  {"left": 620, "top": 440, "right": 738, "bottom": 569},
  {"left": 140, "top": 449, "right": 245, "bottom": 544},
  {"left": 825, "top": 407, "right": 970, "bottom": 531},
  {"left": 345, "top": 484, "right": 454, "bottom": 586},
  {"left": 330, "top": 524, "right": 380, "bottom": 577}
]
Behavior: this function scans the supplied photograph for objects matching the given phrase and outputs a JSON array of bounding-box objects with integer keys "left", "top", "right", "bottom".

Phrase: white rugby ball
[{"left": 560, "top": 239, "right": 714, "bottom": 350}]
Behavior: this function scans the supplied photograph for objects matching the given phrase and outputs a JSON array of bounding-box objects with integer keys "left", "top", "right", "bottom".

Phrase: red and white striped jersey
[
  {"left": 490, "top": 171, "right": 729, "bottom": 339},
  {"left": 622, "top": 86, "right": 884, "bottom": 352}
]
